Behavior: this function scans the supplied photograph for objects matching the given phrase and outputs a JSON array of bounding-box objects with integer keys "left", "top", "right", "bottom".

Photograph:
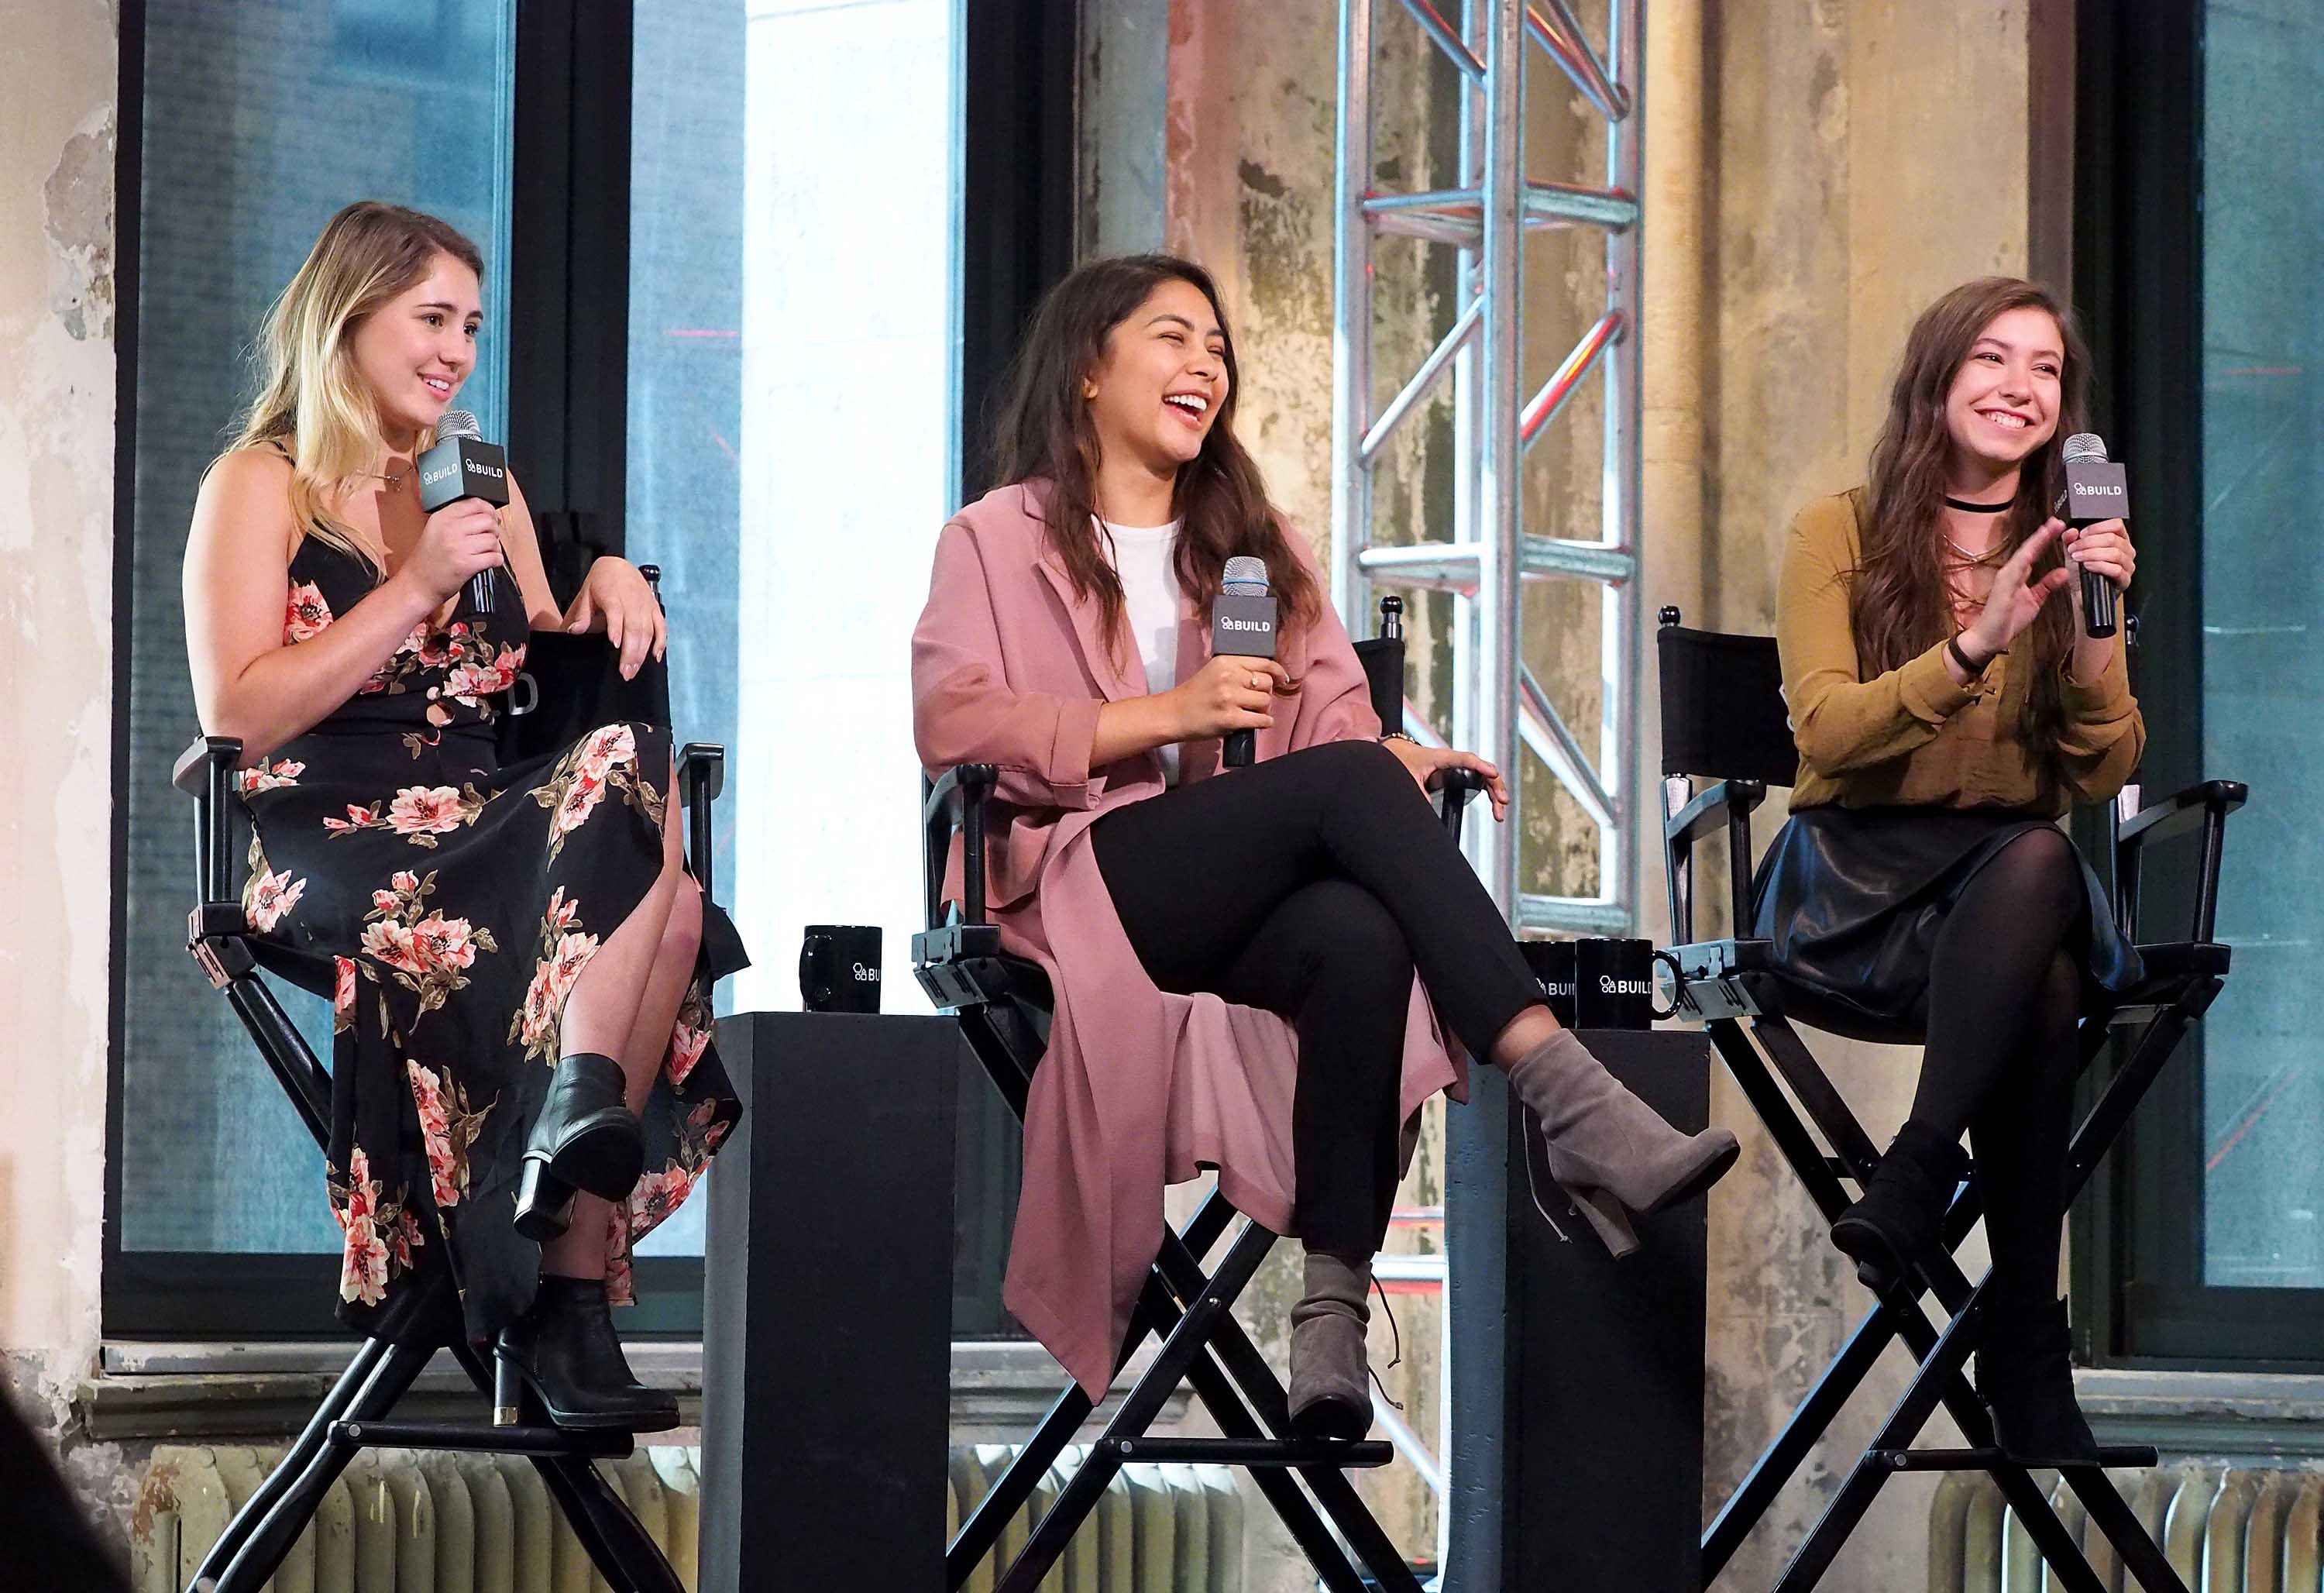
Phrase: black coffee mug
[
  {"left": 1518, "top": 941, "right": 1580, "bottom": 1027},
  {"left": 1573, "top": 938, "right": 1682, "bottom": 1029},
  {"left": 799, "top": 924, "right": 882, "bottom": 1013}
]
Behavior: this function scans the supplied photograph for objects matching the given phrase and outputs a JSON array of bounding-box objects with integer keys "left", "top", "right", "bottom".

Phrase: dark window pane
[
  {"left": 2199, "top": 5, "right": 2324, "bottom": 1289},
  {"left": 625, "top": 0, "right": 744, "bottom": 1261},
  {"left": 119, "top": 0, "right": 514, "bottom": 1256}
]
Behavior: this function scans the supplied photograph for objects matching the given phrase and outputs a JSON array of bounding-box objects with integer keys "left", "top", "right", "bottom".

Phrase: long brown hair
[
  {"left": 1854, "top": 277, "right": 2090, "bottom": 766},
  {"left": 991, "top": 254, "right": 1322, "bottom": 649},
  {"left": 225, "top": 201, "right": 486, "bottom": 572}
]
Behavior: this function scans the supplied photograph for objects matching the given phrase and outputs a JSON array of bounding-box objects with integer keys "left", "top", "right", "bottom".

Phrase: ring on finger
[{"left": 1250, "top": 672, "right": 1265, "bottom": 690}]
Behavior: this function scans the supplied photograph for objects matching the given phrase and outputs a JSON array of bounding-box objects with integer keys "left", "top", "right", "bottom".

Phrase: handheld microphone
[
  {"left": 416, "top": 409, "right": 510, "bottom": 612},
  {"left": 2059, "top": 432, "right": 2125, "bottom": 639},
  {"left": 1215, "top": 556, "right": 1278, "bottom": 769}
]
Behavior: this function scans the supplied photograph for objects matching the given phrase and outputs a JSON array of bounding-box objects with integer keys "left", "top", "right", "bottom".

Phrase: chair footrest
[
  {"left": 1868, "top": 1444, "right": 2158, "bottom": 1472},
  {"left": 913, "top": 924, "right": 1004, "bottom": 965},
  {"left": 1102, "top": 1436, "right": 1394, "bottom": 1469},
  {"left": 1665, "top": 939, "right": 1777, "bottom": 1022},
  {"left": 912, "top": 930, "right": 1052, "bottom": 1014},
  {"left": 332, "top": 1418, "right": 634, "bottom": 1458}
]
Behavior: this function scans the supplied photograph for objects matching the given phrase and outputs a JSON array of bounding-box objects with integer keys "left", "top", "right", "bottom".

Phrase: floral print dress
[{"left": 242, "top": 535, "right": 740, "bottom": 1345}]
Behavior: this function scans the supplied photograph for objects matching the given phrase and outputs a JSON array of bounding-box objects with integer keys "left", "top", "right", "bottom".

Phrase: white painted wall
[{"left": 731, "top": 0, "right": 960, "bottom": 1017}]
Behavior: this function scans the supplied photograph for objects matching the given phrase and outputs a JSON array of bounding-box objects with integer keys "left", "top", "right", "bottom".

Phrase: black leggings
[
  {"left": 1908, "top": 826, "right": 2089, "bottom": 1298},
  {"left": 1089, "top": 739, "right": 1543, "bottom": 1255}
]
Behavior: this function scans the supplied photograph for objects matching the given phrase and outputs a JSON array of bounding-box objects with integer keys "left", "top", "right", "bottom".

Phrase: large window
[
  {"left": 108, "top": 0, "right": 987, "bottom": 1340},
  {"left": 2075, "top": 0, "right": 2324, "bottom": 1368},
  {"left": 2193, "top": 2, "right": 2324, "bottom": 1295},
  {"left": 108, "top": 0, "right": 517, "bottom": 1332}
]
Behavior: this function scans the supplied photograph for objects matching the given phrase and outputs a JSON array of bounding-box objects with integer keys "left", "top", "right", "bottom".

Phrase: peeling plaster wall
[
  {"left": 1164, "top": 5, "right": 1459, "bottom": 1581},
  {"left": 1154, "top": 0, "right": 2036, "bottom": 1586},
  {"left": 1080, "top": 0, "right": 1171, "bottom": 257},
  {"left": 0, "top": 0, "right": 125, "bottom": 1547},
  {"left": 1687, "top": 5, "right": 2031, "bottom": 1589}
]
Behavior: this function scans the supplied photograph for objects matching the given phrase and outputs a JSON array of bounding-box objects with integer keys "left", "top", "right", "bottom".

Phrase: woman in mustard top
[{"left": 1753, "top": 277, "right": 2142, "bottom": 1465}]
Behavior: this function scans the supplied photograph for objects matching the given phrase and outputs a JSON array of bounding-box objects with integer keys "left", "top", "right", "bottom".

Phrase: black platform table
[
  {"left": 1446, "top": 1027, "right": 1713, "bottom": 1591},
  {"left": 697, "top": 1011, "right": 964, "bottom": 1593}
]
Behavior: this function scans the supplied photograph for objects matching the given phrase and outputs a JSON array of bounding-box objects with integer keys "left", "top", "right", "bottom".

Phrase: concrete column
[
  {"left": 1697, "top": 6, "right": 2030, "bottom": 1588},
  {"left": 1161, "top": 5, "right": 1461, "bottom": 1579},
  {"left": 1079, "top": 0, "right": 1171, "bottom": 257}
]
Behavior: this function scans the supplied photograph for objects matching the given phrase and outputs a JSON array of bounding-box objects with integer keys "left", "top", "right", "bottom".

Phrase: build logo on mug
[
  {"left": 1522, "top": 938, "right": 1679, "bottom": 1029},
  {"left": 799, "top": 924, "right": 882, "bottom": 1013}
]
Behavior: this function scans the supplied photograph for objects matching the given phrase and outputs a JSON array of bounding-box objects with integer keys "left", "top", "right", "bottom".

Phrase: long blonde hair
[{"left": 224, "top": 201, "right": 485, "bottom": 573}]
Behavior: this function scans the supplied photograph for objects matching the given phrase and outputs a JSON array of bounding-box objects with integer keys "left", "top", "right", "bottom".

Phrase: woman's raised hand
[
  {"left": 563, "top": 557, "right": 670, "bottom": 680},
  {"left": 398, "top": 498, "right": 505, "bottom": 604},
  {"left": 2061, "top": 517, "right": 2136, "bottom": 599},
  {"left": 1380, "top": 737, "right": 1511, "bottom": 821},
  {"left": 1171, "top": 653, "right": 1290, "bottom": 740},
  {"left": 1963, "top": 521, "right": 2075, "bottom": 663}
]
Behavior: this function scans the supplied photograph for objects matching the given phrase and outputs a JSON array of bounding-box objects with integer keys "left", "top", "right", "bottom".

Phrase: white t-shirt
[{"left": 1099, "top": 516, "right": 1185, "bottom": 784}]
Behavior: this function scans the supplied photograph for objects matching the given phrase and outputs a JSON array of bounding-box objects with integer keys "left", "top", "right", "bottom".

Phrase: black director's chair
[
  {"left": 170, "top": 574, "right": 727, "bottom": 1593},
  {"left": 1654, "top": 607, "right": 2245, "bottom": 1593},
  {"left": 916, "top": 596, "right": 1476, "bottom": 1593}
]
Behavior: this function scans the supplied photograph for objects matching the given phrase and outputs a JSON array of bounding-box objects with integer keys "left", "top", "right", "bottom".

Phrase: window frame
[{"left": 2069, "top": 0, "right": 2324, "bottom": 1373}]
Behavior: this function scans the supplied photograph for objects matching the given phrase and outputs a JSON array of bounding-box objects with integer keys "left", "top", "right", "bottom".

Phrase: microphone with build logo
[
  {"left": 2059, "top": 432, "right": 2126, "bottom": 639},
  {"left": 417, "top": 409, "right": 511, "bottom": 613},
  {"left": 1215, "top": 556, "right": 1278, "bottom": 769}
]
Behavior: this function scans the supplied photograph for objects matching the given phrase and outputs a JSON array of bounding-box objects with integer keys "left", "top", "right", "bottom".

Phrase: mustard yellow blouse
[{"left": 1776, "top": 488, "right": 2144, "bottom": 817}]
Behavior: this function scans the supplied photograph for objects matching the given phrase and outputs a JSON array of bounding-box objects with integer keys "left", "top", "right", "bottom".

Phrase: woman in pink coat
[{"left": 911, "top": 255, "right": 1738, "bottom": 1438}]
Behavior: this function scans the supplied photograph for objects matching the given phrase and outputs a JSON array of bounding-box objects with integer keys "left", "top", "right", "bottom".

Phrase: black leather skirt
[{"left": 1747, "top": 805, "right": 2142, "bottom": 1030}]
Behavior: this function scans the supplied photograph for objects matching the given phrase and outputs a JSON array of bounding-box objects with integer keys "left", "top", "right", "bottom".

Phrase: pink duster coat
[{"left": 910, "top": 482, "right": 1468, "bottom": 1399}]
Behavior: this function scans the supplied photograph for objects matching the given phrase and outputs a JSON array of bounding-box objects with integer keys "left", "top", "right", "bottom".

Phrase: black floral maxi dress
[{"left": 239, "top": 535, "right": 741, "bottom": 1345}]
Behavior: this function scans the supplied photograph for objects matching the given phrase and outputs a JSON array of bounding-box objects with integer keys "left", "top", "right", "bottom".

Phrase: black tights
[
  {"left": 1909, "top": 826, "right": 2088, "bottom": 1298},
  {"left": 1089, "top": 740, "right": 1544, "bottom": 1257}
]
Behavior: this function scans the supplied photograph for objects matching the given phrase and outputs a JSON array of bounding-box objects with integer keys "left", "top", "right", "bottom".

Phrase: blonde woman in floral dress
[{"left": 183, "top": 201, "right": 739, "bottom": 1431}]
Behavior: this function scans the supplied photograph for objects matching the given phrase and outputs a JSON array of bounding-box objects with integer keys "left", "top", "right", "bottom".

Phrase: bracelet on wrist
[
  {"left": 1379, "top": 730, "right": 1418, "bottom": 747},
  {"left": 1947, "top": 634, "right": 1992, "bottom": 677}
]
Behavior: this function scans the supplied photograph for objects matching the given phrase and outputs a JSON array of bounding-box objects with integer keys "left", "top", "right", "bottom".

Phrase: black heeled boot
[
  {"left": 494, "top": 1275, "right": 679, "bottom": 1432},
  {"left": 1828, "top": 1120, "right": 1966, "bottom": 1292},
  {"left": 513, "top": 1052, "right": 645, "bottom": 1242},
  {"left": 1502, "top": 1030, "right": 1742, "bottom": 1257},
  {"left": 1978, "top": 1292, "right": 2101, "bottom": 1466}
]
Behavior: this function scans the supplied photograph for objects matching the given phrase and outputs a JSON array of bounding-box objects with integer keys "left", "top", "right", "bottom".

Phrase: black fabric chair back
[
  {"left": 531, "top": 508, "right": 615, "bottom": 614},
  {"left": 1351, "top": 635, "right": 1404, "bottom": 731},
  {"left": 1655, "top": 616, "right": 1799, "bottom": 787},
  {"left": 496, "top": 635, "right": 673, "bottom": 766}
]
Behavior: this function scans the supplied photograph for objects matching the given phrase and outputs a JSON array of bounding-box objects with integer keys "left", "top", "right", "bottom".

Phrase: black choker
[{"left": 1944, "top": 494, "right": 2013, "bottom": 514}]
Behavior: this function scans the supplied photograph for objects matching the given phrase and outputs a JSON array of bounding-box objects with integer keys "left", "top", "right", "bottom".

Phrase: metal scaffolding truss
[{"left": 1332, "top": 0, "right": 1644, "bottom": 935}]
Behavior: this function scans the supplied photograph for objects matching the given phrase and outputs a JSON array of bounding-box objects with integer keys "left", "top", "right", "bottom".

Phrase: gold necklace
[
  {"left": 359, "top": 452, "right": 416, "bottom": 490},
  {"left": 1944, "top": 536, "right": 2003, "bottom": 566}
]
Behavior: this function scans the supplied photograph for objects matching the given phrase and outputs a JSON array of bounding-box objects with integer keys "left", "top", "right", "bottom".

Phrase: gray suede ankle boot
[
  {"left": 1288, "top": 1251, "right": 1373, "bottom": 1442},
  {"left": 1504, "top": 1029, "right": 1741, "bottom": 1257}
]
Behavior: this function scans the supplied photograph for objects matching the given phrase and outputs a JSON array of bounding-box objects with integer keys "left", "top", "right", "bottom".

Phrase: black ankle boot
[
  {"left": 1978, "top": 1293, "right": 2101, "bottom": 1467},
  {"left": 1828, "top": 1120, "right": 1966, "bottom": 1292},
  {"left": 513, "top": 1053, "right": 645, "bottom": 1242},
  {"left": 494, "top": 1275, "right": 679, "bottom": 1433}
]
